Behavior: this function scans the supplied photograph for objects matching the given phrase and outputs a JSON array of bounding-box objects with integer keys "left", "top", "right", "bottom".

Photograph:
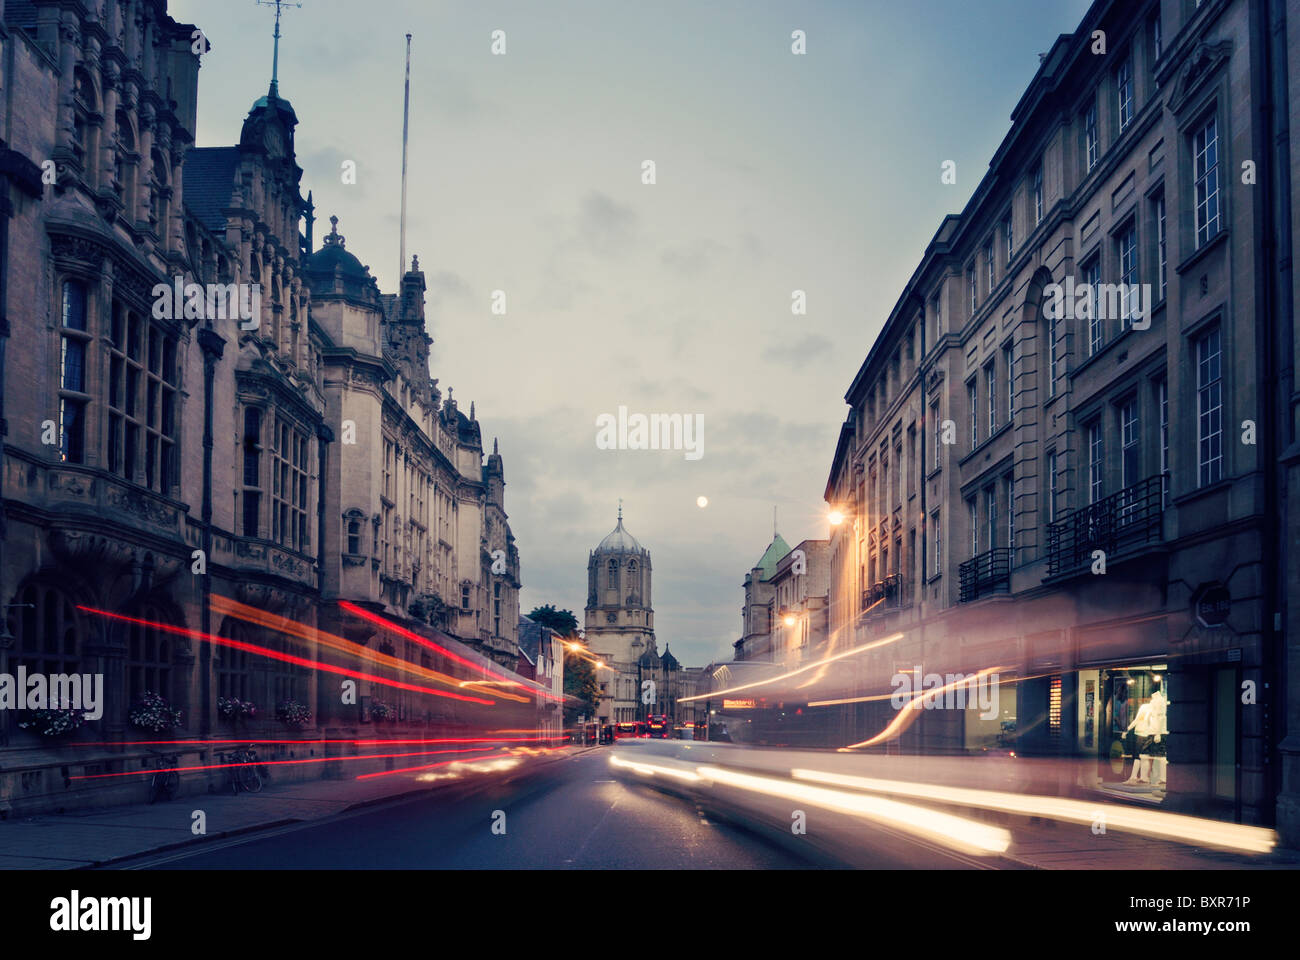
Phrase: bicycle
[
  {"left": 148, "top": 753, "right": 180, "bottom": 804},
  {"left": 218, "top": 744, "right": 264, "bottom": 795}
]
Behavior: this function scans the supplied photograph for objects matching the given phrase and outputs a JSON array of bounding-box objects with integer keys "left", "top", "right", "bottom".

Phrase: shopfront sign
[{"left": 1195, "top": 584, "right": 1231, "bottom": 628}]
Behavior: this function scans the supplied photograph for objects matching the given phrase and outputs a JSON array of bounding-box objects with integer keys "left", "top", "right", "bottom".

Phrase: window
[
  {"left": 1086, "top": 258, "right": 1103, "bottom": 355},
  {"left": 58, "top": 281, "right": 90, "bottom": 464},
  {"left": 931, "top": 295, "right": 942, "bottom": 344},
  {"left": 1004, "top": 214, "right": 1014, "bottom": 263},
  {"left": 126, "top": 602, "right": 174, "bottom": 706},
  {"left": 1003, "top": 344, "right": 1015, "bottom": 422},
  {"left": 1119, "top": 398, "right": 1139, "bottom": 523},
  {"left": 985, "top": 486, "right": 998, "bottom": 552},
  {"left": 1117, "top": 57, "right": 1133, "bottom": 133},
  {"left": 985, "top": 240, "right": 995, "bottom": 293},
  {"left": 1033, "top": 163, "right": 1044, "bottom": 226},
  {"left": 1158, "top": 378, "right": 1169, "bottom": 507},
  {"left": 11, "top": 583, "right": 83, "bottom": 686},
  {"left": 493, "top": 582, "right": 502, "bottom": 636},
  {"left": 1118, "top": 223, "right": 1138, "bottom": 328},
  {"left": 242, "top": 408, "right": 262, "bottom": 537},
  {"left": 461, "top": 583, "right": 472, "bottom": 610},
  {"left": 985, "top": 361, "right": 997, "bottom": 435},
  {"left": 1196, "top": 326, "right": 1223, "bottom": 485},
  {"left": 608, "top": 559, "right": 619, "bottom": 590},
  {"left": 895, "top": 442, "right": 903, "bottom": 506},
  {"left": 931, "top": 400, "right": 943, "bottom": 469},
  {"left": 907, "top": 425, "right": 917, "bottom": 497},
  {"left": 105, "top": 302, "right": 178, "bottom": 492},
  {"left": 931, "top": 510, "right": 942, "bottom": 577},
  {"left": 1194, "top": 115, "right": 1220, "bottom": 247},
  {"left": 1155, "top": 192, "right": 1167, "bottom": 301},
  {"left": 1152, "top": 13, "right": 1162, "bottom": 61},
  {"left": 968, "top": 379, "right": 979, "bottom": 449},
  {"left": 1046, "top": 451, "right": 1059, "bottom": 522},
  {"left": 1005, "top": 474, "right": 1015, "bottom": 555},
  {"left": 1047, "top": 309, "right": 1059, "bottom": 398},
  {"left": 216, "top": 621, "right": 252, "bottom": 701},
  {"left": 1088, "top": 420, "right": 1104, "bottom": 504},
  {"left": 346, "top": 519, "right": 362, "bottom": 555},
  {"left": 968, "top": 498, "right": 978, "bottom": 556},
  {"left": 1085, "top": 100, "right": 1099, "bottom": 172},
  {"left": 968, "top": 265, "right": 977, "bottom": 315},
  {"left": 272, "top": 419, "right": 309, "bottom": 552},
  {"left": 1120, "top": 399, "right": 1139, "bottom": 489}
]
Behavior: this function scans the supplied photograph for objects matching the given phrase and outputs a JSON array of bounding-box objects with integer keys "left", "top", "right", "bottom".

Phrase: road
[{"left": 112, "top": 749, "right": 822, "bottom": 870}]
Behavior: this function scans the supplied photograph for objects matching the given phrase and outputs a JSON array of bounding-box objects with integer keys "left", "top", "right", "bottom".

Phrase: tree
[
  {"left": 526, "top": 604, "right": 578, "bottom": 638},
  {"left": 563, "top": 650, "right": 600, "bottom": 724},
  {"left": 527, "top": 606, "right": 596, "bottom": 724}
]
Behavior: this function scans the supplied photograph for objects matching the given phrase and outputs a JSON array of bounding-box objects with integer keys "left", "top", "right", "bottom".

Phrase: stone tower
[{"left": 584, "top": 504, "right": 655, "bottom": 663}]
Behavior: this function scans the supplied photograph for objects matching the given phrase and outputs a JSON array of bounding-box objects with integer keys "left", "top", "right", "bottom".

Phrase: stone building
[
  {"left": 0, "top": 0, "right": 525, "bottom": 815},
  {"left": 583, "top": 506, "right": 656, "bottom": 723},
  {"left": 734, "top": 532, "right": 789, "bottom": 661},
  {"left": 824, "top": 0, "right": 1298, "bottom": 835}
]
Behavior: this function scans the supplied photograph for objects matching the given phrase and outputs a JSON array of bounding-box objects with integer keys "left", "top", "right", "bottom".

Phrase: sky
[{"left": 170, "top": 0, "right": 1093, "bottom": 667}]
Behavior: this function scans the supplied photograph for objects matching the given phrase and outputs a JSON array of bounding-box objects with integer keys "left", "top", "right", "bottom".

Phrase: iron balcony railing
[
  {"left": 862, "top": 574, "right": 913, "bottom": 614},
  {"left": 958, "top": 547, "right": 1011, "bottom": 602},
  {"left": 1045, "top": 473, "right": 1165, "bottom": 577}
]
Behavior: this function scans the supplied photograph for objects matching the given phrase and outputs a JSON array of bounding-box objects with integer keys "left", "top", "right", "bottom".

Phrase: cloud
[
  {"left": 660, "top": 239, "right": 724, "bottom": 278},
  {"left": 427, "top": 269, "right": 473, "bottom": 308},
  {"left": 576, "top": 191, "right": 637, "bottom": 255},
  {"left": 762, "top": 334, "right": 833, "bottom": 367}
]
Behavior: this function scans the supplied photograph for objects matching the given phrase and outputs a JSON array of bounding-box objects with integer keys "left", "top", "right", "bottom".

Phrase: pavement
[{"left": 0, "top": 745, "right": 600, "bottom": 869}]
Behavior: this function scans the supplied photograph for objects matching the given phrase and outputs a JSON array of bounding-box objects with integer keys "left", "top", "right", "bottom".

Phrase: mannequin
[{"left": 1124, "top": 677, "right": 1168, "bottom": 785}]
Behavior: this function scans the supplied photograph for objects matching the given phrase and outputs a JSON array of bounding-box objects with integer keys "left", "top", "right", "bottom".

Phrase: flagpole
[{"left": 399, "top": 32, "right": 412, "bottom": 283}]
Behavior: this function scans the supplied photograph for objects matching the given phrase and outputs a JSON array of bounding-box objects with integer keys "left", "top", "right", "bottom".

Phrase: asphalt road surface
[{"left": 112, "top": 750, "right": 823, "bottom": 870}]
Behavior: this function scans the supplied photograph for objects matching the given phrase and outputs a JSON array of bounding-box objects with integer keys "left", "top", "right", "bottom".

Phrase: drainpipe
[
  {"left": 1258, "top": 0, "right": 1295, "bottom": 838},
  {"left": 197, "top": 326, "right": 225, "bottom": 741}
]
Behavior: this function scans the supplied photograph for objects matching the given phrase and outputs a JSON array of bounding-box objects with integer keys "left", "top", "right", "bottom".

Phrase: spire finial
[
  {"left": 618, "top": 498, "right": 623, "bottom": 522},
  {"left": 773, "top": 505, "right": 778, "bottom": 538},
  {"left": 256, "top": 0, "right": 302, "bottom": 99},
  {"left": 493, "top": 437, "right": 499, "bottom": 454}
]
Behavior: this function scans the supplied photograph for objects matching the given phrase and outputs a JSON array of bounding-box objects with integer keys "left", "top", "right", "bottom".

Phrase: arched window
[
  {"left": 216, "top": 619, "right": 252, "bottom": 702},
  {"left": 125, "top": 602, "right": 175, "bottom": 705},
  {"left": 607, "top": 559, "right": 618, "bottom": 590},
  {"left": 11, "top": 583, "right": 83, "bottom": 679}
]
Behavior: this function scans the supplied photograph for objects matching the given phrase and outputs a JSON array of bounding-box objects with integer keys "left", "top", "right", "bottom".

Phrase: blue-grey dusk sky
[{"left": 171, "top": 0, "right": 1093, "bottom": 666}]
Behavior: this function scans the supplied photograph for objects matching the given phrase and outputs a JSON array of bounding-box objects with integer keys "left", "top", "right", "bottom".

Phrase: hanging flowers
[
  {"left": 18, "top": 708, "right": 89, "bottom": 738},
  {"left": 129, "top": 691, "right": 182, "bottom": 733},
  {"left": 217, "top": 697, "right": 258, "bottom": 722},
  {"left": 276, "top": 699, "right": 312, "bottom": 727},
  {"left": 369, "top": 699, "right": 395, "bottom": 722}
]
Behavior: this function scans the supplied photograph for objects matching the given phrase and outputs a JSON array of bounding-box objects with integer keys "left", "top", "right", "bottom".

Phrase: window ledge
[
  {"left": 1171, "top": 477, "right": 1232, "bottom": 507},
  {"left": 1174, "top": 228, "right": 1229, "bottom": 276}
]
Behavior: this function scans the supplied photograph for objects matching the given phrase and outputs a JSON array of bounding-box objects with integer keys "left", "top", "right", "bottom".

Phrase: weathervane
[{"left": 256, "top": 0, "right": 302, "bottom": 98}]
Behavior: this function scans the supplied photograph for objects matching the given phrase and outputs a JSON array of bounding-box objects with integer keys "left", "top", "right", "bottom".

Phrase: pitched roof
[
  {"left": 182, "top": 147, "right": 241, "bottom": 232},
  {"left": 754, "top": 534, "right": 791, "bottom": 581}
]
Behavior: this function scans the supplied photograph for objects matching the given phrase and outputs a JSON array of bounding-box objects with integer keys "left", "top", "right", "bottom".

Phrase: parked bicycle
[
  {"left": 218, "top": 744, "right": 264, "bottom": 795},
  {"left": 148, "top": 753, "right": 180, "bottom": 804}
]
